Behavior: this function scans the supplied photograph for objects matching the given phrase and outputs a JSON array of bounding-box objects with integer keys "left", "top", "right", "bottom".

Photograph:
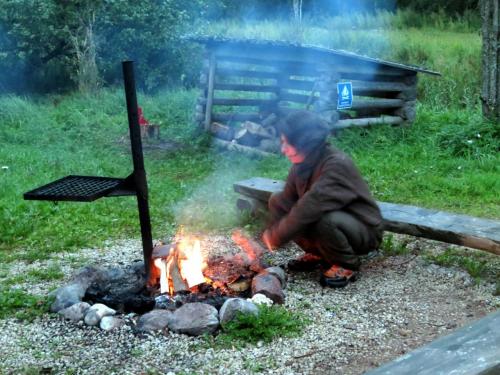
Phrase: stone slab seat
[
  {"left": 364, "top": 310, "right": 500, "bottom": 375},
  {"left": 233, "top": 177, "right": 500, "bottom": 256}
]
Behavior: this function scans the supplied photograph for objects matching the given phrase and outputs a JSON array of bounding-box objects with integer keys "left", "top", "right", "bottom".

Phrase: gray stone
[
  {"left": 219, "top": 298, "right": 259, "bottom": 325},
  {"left": 50, "top": 266, "right": 103, "bottom": 313},
  {"left": 72, "top": 266, "right": 103, "bottom": 287},
  {"left": 50, "top": 284, "right": 87, "bottom": 313},
  {"left": 84, "top": 303, "right": 116, "bottom": 326},
  {"left": 265, "top": 266, "right": 286, "bottom": 287},
  {"left": 136, "top": 309, "right": 173, "bottom": 332},
  {"left": 168, "top": 303, "right": 219, "bottom": 336},
  {"left": 100, "top": 316, "right": 124, "bottom": 331},
  {"left": 58, "top": 302, "right": 90, "bottom": 322}
]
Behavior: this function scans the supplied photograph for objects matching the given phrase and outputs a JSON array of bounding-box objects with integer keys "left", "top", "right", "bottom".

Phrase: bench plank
[
  {"left": 365, "top": 310, "right": 500, "bottom": 375},
  {"left": 234, "top": 177, "right": 500, "bottom": 255}
]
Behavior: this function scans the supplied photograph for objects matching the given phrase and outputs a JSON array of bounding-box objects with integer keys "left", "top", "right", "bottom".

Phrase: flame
[
  {"left": 154, "top": 234, "right": 207, "bottom": 295},
  {"left": 178, "top": 237, "right": 207, "bottom": 287},
  {"left": 154, "top": 258, "right": 168, "bottom": 294}
]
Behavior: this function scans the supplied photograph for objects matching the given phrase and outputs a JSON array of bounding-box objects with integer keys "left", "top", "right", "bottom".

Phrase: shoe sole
[{"left": 320, "top": 274, "right": 357, "bottom": 288}]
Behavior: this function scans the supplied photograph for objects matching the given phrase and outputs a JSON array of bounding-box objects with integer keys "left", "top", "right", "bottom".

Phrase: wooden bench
[
  {"left": 365, "top": 310, "right": 500, "bottom": 375},
  {"left": 233, "top": 177, "right": 500, "bottom": 256}
]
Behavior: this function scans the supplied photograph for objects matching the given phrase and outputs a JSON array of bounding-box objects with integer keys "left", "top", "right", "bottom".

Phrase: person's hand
[{"left": 262, "top": 229, "right": 275, "bottom": 252}]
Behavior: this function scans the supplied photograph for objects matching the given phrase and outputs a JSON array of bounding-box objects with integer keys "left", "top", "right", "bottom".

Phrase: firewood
[
  {"left": 241, "top": 121, "right": 273, "bottom": 139},
  {"left": 210, "top": 122, "right": 234, "bottom": 141},
  {"left": 234, "top": 127, "right": 260, "bottom": 147}
]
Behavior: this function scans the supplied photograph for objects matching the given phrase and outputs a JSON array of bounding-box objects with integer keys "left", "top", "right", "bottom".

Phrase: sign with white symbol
[{"left": 337, "top": 82, "right": 353, "bottom": 109}]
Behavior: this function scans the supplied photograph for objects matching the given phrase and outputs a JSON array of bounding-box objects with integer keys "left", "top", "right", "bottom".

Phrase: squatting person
[{"left": 262, "top": 110, "right": 384, "bottom": 287}]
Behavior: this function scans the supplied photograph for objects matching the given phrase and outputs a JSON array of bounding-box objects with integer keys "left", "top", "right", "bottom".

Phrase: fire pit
[
  {"left": 52, "top": 230, "right": 286, "bottom": 336},
  {"left": 83, "top": 229, "right": 284, "bottom": 311}
]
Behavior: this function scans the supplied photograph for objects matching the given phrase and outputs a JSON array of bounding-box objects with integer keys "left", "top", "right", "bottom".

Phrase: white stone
[
  {"left": 249, "top": 293, "right": 273, "bottom": 306},
  {"left": 100, "top": 316, "right": 124, "bottom": 331},
  {"left": 84, "top": 303, "right": 116, "bottom": 326},
  {"left": 58, "top": 302, "right": 90, "bottom": 322}
]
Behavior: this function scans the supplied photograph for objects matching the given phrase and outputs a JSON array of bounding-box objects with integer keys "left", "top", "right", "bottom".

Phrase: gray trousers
[{"left": 269, "top": 193, "right": 382, "bottom": 270}]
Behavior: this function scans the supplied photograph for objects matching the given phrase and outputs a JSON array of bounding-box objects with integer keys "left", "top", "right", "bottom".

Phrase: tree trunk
[{"left": 481, "top": 0, "right": 500, "bottom": 121}]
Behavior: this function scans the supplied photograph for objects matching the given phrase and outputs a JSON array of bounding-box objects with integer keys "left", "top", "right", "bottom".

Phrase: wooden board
[
  {"left": 233, "top": 177, "right": 500, "bottom": 255},
  {"left": 365, "top": 310, "right": 500, "bottom": 375}
]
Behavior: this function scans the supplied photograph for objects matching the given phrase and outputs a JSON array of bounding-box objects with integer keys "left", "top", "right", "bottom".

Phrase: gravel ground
[{"left": 0, "top": 234, "right": 498, "bottom": 375}]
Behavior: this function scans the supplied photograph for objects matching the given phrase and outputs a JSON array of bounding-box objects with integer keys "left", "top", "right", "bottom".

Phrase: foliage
[
  {"left": 0, "top": 0, "right": 211, "bottom": 92},
  {"left": 0, "top": 288, "right": 52, "bottom": 321},
  {"left": 212, "top": 304, "right": 308, "bottom": 346}
]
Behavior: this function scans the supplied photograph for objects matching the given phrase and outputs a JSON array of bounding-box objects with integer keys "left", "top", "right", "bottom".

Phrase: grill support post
[{"left": 122, "top": 61, "right": 154, "bottom": 284}]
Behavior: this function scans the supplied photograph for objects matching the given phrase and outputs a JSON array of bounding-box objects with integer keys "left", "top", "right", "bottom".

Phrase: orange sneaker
[
  {"left": 320, "top": 264, "right": 357, "bottom": 288},
  {"left": 287, "top": 253, "right": 323, "bottom": 271}
]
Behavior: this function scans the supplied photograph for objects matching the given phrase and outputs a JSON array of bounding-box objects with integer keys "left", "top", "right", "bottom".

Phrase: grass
[
  {"left": 207, "top": 304, "right": 308, "bottom": 347},
  {"left": 0, "top": 288, "right": 53, "bottom": 321}
]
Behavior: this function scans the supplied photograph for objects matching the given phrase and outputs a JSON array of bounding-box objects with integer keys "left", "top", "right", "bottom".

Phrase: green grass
[
  {"left": 381, "top": 234, "right": 411, "bottom": 256},
  {"left": 207, "top": 304, "right": 308, "bottom": 347},
  {"left": 0, "top": 88, "right": 498, "bottom": 264},
  {"left": 0, "top": 288, "right": 53, "bottom": 321}
]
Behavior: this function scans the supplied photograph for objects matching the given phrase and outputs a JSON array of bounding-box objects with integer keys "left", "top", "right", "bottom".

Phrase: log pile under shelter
[{"left": 190, "top": 37, "right": 440, "bottom": 155}]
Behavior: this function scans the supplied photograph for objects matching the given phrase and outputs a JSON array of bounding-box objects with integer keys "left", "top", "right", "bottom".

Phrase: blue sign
[{"left": 337, "top": 82, "right": 353, "bottom": 109}]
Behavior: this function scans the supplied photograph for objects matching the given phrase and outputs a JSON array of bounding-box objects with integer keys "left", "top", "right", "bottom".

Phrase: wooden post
[
  {"left": 204, "top": 52, "right": 216, "bottom": 131},
  {"left": 481, "top": 0, "right": 500, "bottom": 121}
]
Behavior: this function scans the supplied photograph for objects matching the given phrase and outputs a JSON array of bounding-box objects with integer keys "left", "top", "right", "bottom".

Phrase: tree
[{"left": 480, "top": 0, "right": 499, "bottom": 121}]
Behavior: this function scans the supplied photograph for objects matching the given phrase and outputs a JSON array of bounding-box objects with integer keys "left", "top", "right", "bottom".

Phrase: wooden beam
[
  {"left": 215, "top": 68, "right": 279, "bottom": 80},
  {"left": 333, "top": 116, "right": 404, "bottom": 129},
  {"left": 214, "top": 83, "right": 279, "bottom": 93},
  {"left": 351, "top": 98, "right": 404, "bottom": 110},
  {"left": 214, "top": 98, "right": 277, "bottom": 107},
  {"left": 212, "top": 112, "right": 261, "bottom": 122}
]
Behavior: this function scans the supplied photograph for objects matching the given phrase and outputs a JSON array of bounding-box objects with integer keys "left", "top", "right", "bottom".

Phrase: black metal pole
[{"left": 122, "top": 61, "right": 154, "bottom": 283}]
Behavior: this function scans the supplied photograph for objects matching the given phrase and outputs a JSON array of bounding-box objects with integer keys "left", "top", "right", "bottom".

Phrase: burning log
[
  {"left": 231, "top": 229, "right": 267, "bottom": 272},
  {"left": 153, "top": 236, "right": 207, "bottom": 295}
]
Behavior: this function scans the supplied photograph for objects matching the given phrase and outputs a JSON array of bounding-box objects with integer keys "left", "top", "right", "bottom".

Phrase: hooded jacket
[{"left": 268, "top": 144, "right": 383, "bottom": 247}]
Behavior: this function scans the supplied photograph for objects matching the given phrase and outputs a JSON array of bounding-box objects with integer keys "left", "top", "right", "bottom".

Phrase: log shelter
[{"left": 191, "top": 37, "right": 440, "bottom": 154}]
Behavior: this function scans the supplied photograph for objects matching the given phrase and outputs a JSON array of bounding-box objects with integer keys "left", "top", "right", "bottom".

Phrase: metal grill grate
[{"left": 23, "top": 175, "right": 125, "bottom": 202}]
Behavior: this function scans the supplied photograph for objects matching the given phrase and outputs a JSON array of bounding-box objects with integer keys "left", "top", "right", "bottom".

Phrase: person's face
[{"left": 280, "top": 135, "right": 305, "bottom": 164}]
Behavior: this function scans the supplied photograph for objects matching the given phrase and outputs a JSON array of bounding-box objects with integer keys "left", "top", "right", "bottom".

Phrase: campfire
[{"left": 151, "top": 229, "right": 268, "bottom": 300}]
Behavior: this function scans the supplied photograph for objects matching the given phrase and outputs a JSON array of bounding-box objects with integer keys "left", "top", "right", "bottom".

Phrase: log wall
[{"left": 195, "top": 43, "right": 420, "bottom": 137}]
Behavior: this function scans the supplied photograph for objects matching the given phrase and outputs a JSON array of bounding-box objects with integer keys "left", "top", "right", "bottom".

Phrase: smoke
[{"left": 171, "top": 151, "right": 264, "bottom": 234}]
